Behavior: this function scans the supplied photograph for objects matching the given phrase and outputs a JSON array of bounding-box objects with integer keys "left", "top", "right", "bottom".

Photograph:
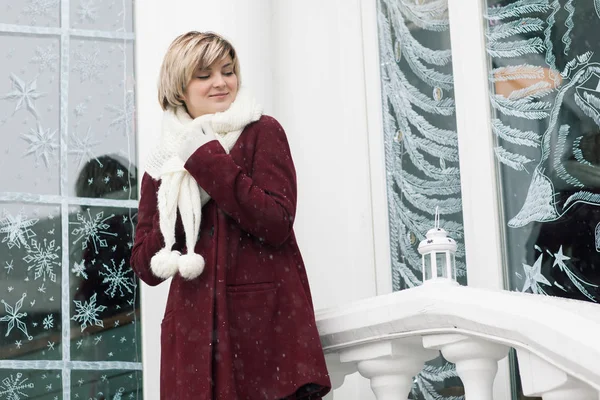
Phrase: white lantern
[{"left": 417, "top": 211, "right": 457, "bottom": 284}]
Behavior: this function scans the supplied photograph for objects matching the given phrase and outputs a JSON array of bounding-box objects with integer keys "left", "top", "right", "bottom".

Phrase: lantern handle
[{"left": 434, "top": 206, "right": 440, "bottom": 229}]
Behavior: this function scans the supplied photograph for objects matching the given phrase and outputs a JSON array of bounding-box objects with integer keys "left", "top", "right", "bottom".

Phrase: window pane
[
  {"left": 377, "top": 0, "right": 466, "bottom": 398},
  {"left": 0, "top": 370, "right": 63, "bottom": 399},
  {"left": 0, "top": 0, "right": 141, "bottom": 397},
  {"left": 482, "top": 1, "right": 600, "bottom": 398}
]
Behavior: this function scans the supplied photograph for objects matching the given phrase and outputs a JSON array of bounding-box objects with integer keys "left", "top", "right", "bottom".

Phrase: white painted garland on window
[
  {"left": 377, "top": 1, "right": 465, "bottom": 399},
  {"left": 484, "top": 0, "right": 600, "bottom": 303}
]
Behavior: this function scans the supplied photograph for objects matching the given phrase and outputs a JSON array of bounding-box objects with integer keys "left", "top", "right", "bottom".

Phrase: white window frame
[{"left": 360, "top": 0, "right": 514, "bottom": 398}]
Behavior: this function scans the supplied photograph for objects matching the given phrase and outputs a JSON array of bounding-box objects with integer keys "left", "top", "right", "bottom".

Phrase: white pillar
[
  {"left": 339, "top": 338, "right": 439, "bottom": 400},
  {"left": 423, "top": 334, "right": 509, "bottom": 400},
  {"left": 517, "top": 348, "right": 597, "bottom": 400}
]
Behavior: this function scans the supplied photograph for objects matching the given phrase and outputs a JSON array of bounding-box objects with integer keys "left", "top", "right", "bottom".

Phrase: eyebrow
[{"left": 199, "top": 62, "right": 233, "bottom": 71}]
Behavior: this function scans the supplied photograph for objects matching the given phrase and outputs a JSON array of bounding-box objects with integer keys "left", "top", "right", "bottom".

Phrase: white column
[
  {"left": 423, "top": 334, "right": 509, "bottom": 400},
  {"left": 339, "top": 338, "right": 439, "bottom": 400},
  {"left": 517, "top": 348, "right": 598, "bottom": 400}
]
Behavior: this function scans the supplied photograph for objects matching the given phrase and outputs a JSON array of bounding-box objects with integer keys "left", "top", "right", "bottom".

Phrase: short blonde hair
[{"left": 157, "top": 31, "right": 241, "bottom": 111}]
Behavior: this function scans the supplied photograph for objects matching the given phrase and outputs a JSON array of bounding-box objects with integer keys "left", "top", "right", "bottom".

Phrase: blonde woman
[{"left": 130, "top": 31, "right": 331, "bottom": 399}]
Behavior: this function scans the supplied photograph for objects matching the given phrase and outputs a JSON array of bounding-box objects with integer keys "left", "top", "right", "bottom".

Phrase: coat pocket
[{"left": 227, "top": 286, "right": 280, "bottom": 399}]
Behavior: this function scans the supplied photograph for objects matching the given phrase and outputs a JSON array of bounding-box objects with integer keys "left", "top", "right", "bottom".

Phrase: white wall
[{"left": 135, "top": 1, "right": 385, "bottom": 398}]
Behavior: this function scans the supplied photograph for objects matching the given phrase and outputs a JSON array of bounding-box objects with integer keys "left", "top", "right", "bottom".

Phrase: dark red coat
[{"left": 131, "top": 116, "right": 331, "bottom": 399}]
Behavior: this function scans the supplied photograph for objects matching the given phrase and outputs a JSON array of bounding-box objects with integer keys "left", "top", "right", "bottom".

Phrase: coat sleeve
[
  {"left": 183, "top": 116, "right": 297, "bottom": 247},
  {"left": 130, "top": 173, "right": 167, "bottom": 286}
]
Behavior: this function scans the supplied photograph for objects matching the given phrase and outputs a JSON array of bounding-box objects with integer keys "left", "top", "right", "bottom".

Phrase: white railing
[{"left": 317, "top": 280, "right": 600, "bottom": 400}]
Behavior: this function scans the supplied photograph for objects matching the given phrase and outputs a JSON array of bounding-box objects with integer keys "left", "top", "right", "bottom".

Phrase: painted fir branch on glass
[{"left": 379, "top": 0, "right": 467, "bottom": 397}]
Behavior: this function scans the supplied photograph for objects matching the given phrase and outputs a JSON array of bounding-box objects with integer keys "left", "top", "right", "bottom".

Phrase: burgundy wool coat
[{"left": 130, "top": 116, "right": 331, "bottom": 400}]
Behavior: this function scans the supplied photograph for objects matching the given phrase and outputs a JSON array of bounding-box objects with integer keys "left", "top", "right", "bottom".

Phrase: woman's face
[{"left": 183, "top": 56, "right": 238, "bottom": 118}]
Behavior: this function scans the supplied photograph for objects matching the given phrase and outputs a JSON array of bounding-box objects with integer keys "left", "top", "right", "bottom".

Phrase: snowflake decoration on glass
[
  {"left": 30, "top": 45, "right": 59, "bottom": 73},
  {"left": 0, "top": 210, "right": 38, "bottom": 249},
  {"left": 71, "top": 260, "right": 88, "bottom": 280},
  {"left": 71, "top": 292, "right": 107, "bottom": 332},
  {"left": 70, "top": 209, "right": 117, "bottom": 254},
  {"left": 99, "top": 259, "right": 135, "bottom": 298},
  {"left": 0, "top": 372, "right": 35, "bottom": 400},
  {"left": 69, "top": 126, "right": 102, "bottom": 169},
  {"left": 106, "top": 91, "right": 135, "bottom": 136},
  {"left": 77, "top": 0, "right": 99, "bottom": 24},
  {"left": 43, "top": 314, "right": 53, "bottom": 330},
  {"left": 21, "top": 123, "right": 58, "bottom": 168},
  {"left": 0, "top": 293, "right": 33, "bottom": 340},
  {"left": 72, "top": 47, "right": 109, "bottom": 83},
  {"left": 74, "top": 102, "right": 88, "bottom": 117},
  {"left": 113, "top": 387, "right": 125, "bottom": 400},
  {"left": 5, "top": 260, "right": 14, "bottom": 273},
  {"left": 23, "top": 238, "right": 60, "bottom": 282},
  {"left": 1, "top": 73, "right": 45, "bottom": 117}
]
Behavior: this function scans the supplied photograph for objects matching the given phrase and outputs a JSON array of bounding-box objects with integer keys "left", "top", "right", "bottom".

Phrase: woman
[{"left": 130, "top": 31, "right": 331, "bottom": 399}]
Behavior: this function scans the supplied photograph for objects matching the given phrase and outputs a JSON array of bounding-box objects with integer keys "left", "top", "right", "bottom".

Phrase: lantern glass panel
[
  {"left": 424, "top": 253, "right": 432, "bottom": 281},
  {"left": 436, "top": 252, "right": 447, "bottom": 278},
  {"left": 452, "top": 254, "right": 456, "bottom": 280}
]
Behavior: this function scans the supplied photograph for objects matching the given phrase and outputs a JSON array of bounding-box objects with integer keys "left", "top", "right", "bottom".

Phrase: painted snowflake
[
  {"left": 1, "top": 74, "right": 45, "bottom": 117},
  {"left": 43, "top": 314, "right": 53, "bottom": 330},
  {"left": 112, "top": 387, "right": 125, "bottom": 400},
  {"left": 30, "top": 45, "right": 59, "bottom": 73},
  {"left": 99, "top": 259, "right": 135, "bottom": 298},
  {"left": 23, "top": 238, "right": 60, "bottom": 282},
  {"left": 0, "top": 210, "right": 38, "bottom": 249},
  {"left": 72, "top": 293, "right": 107, "bottom": 332},
  {"left": 71, "top": 260, "right": 88, "bottom": 280},
  {"left": 69, "top": 126, "right": 102, "bottom": 169},
  {"left": 21, "top": 0, "right": 59, "bottom": 23},
  {"left": 77, "top": 0, "right": 99, "bottom": 24},
  {"left": 106, "top": 91, "right": 135, "bottom": 136},
  {"left": 21, "top": 123, "right": 58, "bottom": 168},
  {"left": 70, "top": 209, "right": 117, "bottom": 254},
  {"left": 0, "top": 372, "right": 34, "bottom": 400},
  {"left": 72, "top": 47, "right": 109, "bottom": 83},
  {"left": 0, "top": 293, "right": 33, "bottom": 340}
]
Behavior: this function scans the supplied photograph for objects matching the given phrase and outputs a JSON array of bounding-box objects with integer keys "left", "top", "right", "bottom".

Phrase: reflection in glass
[{"left": 483, "top": 1, "right": 600, "bottom": 398}]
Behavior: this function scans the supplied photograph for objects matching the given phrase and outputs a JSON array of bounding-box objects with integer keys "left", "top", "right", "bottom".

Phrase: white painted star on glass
[
  {"left": 1, "top": 73, "right": 45, "bottom": 117},
  {"left": 0, "top": 293, "right": 33, "bottom": 340},
  {"left": 553, "top": 245, "right": 571, "bottom": 270},
  {"left": 21, "top": 123, "right": 58, "bottom": 168},
  {"left": 522, "top": 254, "right": 551, "bottom": 295}
]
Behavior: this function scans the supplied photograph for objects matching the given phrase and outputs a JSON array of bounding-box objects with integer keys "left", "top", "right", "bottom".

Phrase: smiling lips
[{"left": 210, "top": 93, "right": 228, "bottom": 98}]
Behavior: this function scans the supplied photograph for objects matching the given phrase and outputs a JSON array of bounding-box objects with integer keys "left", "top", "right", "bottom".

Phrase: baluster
[
  {"left": 423, "top": 334, "right": 509, "bottom": 400},
  {"left": 338, "top": 337, "right": 439, "bottom": 400}
]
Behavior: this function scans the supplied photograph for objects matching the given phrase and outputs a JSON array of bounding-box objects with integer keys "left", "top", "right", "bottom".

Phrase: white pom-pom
[
  {"left": 150, "top": 249, "right": 180, "bottom": 279},
  {"left": 178, "top": 252, "right": 205, "bottom": 280}
]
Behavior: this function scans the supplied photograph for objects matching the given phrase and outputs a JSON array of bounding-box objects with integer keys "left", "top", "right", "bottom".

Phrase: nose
[{"left": 213, "top": 73, "right": 226, "bottom": 88}]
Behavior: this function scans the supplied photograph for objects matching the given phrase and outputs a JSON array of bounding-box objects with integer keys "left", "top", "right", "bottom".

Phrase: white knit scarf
[{"left": 145, "top": 87, "right": 263, "bottom": 280}]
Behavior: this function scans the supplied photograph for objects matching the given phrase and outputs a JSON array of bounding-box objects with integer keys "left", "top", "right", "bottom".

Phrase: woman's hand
[{"left": 177, "top": 120, "right": 218, "bottom": 162}]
